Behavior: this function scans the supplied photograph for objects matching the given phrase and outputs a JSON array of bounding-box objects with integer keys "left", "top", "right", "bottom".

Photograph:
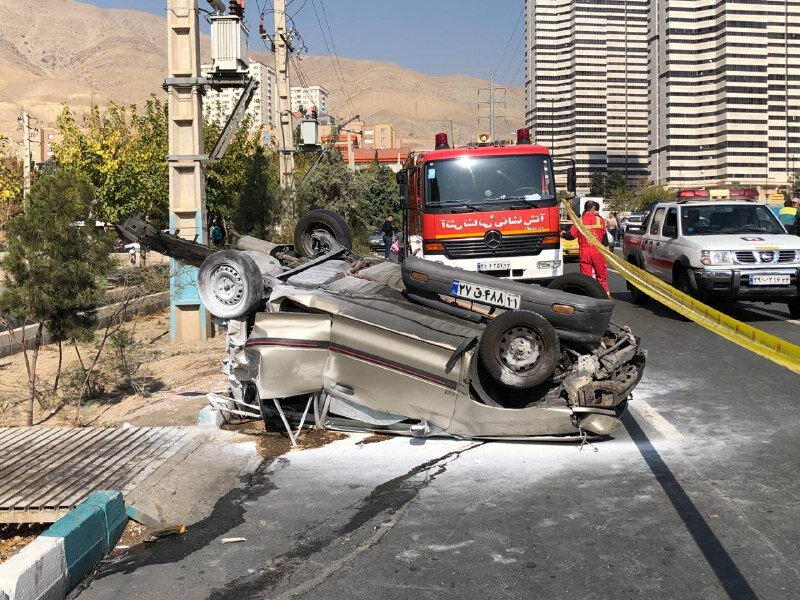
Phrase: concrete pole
[
  {"left": 347, "top": 131, "right": 355, "bottom": 171},
  {"left": 20, "top": 110, "right": 31, "bottom": 206},
  {"left": 165, "top": 0, "right": 210, "bottom": 342},
  {"left": 489, "top": 73, "right": 495, "bottom": 142},
  {"left": 274, "top": 0, "right": 295, "bottom": 193}
]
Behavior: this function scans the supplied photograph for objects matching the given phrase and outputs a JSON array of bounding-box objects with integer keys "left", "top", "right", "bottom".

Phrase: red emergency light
[
  {"left": 516, "top": 128, "right": 532, "bottom": 145},
  {"left": 435, "top": 132, "right": 449, "bottom": 150},
  {"left": 676, "top": 189, "right": 709, "bottom": 199}
]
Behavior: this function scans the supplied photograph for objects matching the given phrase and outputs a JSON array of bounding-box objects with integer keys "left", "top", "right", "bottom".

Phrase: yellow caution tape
[{"left": 562, "top": 200, "right": 800, "bottom": 375}]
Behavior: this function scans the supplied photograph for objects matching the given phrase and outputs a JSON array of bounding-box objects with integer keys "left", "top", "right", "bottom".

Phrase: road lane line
[{"left": 628, "top": 397, "right": 685, "bottom": 441}]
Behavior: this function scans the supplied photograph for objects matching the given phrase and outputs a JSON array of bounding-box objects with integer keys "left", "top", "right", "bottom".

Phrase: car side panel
[
  {"left": 247, "top": 312, "right": 332, "bottom": 399},
  {"left": 325, "top": 315, "right": 458, "bottom": 430}
]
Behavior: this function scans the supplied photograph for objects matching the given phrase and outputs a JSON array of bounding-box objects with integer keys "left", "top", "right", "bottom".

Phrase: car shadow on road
[
  {"left": 614, "top": 290, "right": 790, "bottom": 325},
  {"left": 623, "top": 411, "right": 757, "bottom": 599}
]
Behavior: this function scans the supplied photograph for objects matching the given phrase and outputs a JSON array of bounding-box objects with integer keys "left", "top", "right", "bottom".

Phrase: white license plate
[
  {"left": 749, "top": 274, "right": 791, "bottom": 286},
  {"left": 477, "top": 261, "right": 511, "bottom": 271},
  {"left": 450, "top": 280, "right": 522, "bottom": 309}
]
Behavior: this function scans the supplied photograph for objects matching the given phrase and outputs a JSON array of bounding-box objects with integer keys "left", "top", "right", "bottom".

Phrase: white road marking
[{"left": 628, "top": 397, "right": 685, "bottom": 441}]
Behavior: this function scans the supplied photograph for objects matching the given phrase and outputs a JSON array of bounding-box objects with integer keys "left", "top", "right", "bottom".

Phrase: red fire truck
[{"left": 396, "top": 129, "right": 575, "bottom": 281}]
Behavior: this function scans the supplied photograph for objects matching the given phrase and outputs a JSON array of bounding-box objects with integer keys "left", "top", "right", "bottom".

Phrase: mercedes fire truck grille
[{"left": 442, "top": 234, "right": 544, "bottom": 259}]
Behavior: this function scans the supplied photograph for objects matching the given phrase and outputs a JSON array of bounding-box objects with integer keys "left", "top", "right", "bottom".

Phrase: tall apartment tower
[
  {"left": 650, "top": 1, "right": 800, "bottom": 189},
  {"left": 525, "top": 0, "right": 650, "bottom": 190},
  {"left": 202, "top": 60, "right": 278, "bottom": 132}
]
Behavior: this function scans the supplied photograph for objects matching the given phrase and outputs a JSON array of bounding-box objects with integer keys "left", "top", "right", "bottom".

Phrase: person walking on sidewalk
[
  {"left": 564, "top": 201, "right": 611, "bottom": 298},
  {"left": 380, "top": 215, "right": 394, "bottom": 259}
]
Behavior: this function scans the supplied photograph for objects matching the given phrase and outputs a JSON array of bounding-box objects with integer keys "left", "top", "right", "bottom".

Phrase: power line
[
  {"left": 310, "top": 0, "right": 356, "bottom": 118},
  {"left": 497, "top": 27, "right": 526, "bottom": 87},
  {"left": 492, "top": 3, "right": 525, "bottom": 79}
]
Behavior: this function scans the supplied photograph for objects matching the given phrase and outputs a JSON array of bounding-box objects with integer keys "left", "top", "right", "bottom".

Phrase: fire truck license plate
[
  {"left": 450, "top": 280, "right": 522, "bottom": 309},
  {"left": 749, "top": 274, "right": 791, "bottom": 286},
  {"left": 477, "top": 261, "right": 511, "bottom": 271}
]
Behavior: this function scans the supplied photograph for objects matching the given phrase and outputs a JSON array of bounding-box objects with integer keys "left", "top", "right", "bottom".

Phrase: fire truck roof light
[
  {"left": 516, "top": 128, "right": 532, "bottom": 145},
  {"left": 435, "top": 133, "right": 449, "bottom": 150}
]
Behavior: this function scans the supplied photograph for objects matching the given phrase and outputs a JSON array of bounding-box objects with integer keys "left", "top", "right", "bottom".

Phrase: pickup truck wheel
[
  {"left": 293, "top": 209, "right": 352, "bottom": 258},
  {"left": 478, "top": 310, "right": 560, "bottom": 390},
  {"left": 547, "top": 273, "right": 607, "bottom": 299},
  {"left": 789, "top": 298, "right": 800, "bottom": 319},
  {"left": 674, "top": 269, "right": 693, "bottom": 297},
  {"left": 198, "top": 250, "right": 264, "bottom": 319}
]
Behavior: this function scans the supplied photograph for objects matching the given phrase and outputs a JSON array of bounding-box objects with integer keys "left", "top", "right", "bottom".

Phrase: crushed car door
[
  {"left": 324, "top": 315, "right": 458, "bottom": 431},
  {"left": 246, "top": 312, "right": 332, "bottom": 399}
]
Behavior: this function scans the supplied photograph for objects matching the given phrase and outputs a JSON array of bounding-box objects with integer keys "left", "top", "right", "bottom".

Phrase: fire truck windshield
[{"left": 424, "top": 154, "right": 555, "bottom": 213}]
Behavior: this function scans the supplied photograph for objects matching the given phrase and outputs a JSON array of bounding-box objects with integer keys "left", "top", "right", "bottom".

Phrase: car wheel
[
  {"left": 198, "top": 250, "right": 264, "bottom": 319},
  {"left": 673, "top": 268, "right": 692, "bottom": 297},
  {"left": 293, "top": 209, "right": 352, "bottom": 258},
  {"left": 789, "top": 297, "right": 800, "bottom": 319},
  {"left": 547, "top": 273, "right": 607, "bottom": 299},
  {"left": 478, "top": 310, "right": 560, "bottom": 390},
  {"left": 626, "top": 258, "right": 649, "bottom": 305}
]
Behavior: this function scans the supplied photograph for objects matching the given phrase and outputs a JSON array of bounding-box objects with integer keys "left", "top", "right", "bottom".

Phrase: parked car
[
  {"left": 120, "top": 209, "right": 646, "bottom": 440},
  {"left": 368, "top": 227, "right": 403, "bottom": 253},
  {"left": 623, "top": 201, "right": 800, "bottom": 316},
  {"left": 560, "top": 221, "right": 580, "bottom": 261}
]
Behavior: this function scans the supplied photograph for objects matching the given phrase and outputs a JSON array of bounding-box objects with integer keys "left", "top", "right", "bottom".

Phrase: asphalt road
[{"left": 76, "top": 260, "right": 800, "bottom": 600}]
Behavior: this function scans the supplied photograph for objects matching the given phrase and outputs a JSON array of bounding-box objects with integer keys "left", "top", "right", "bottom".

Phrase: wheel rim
[
  {"left": 497, "top": 326, "right": 542, "bottom": 373},
  {"left": 301, "top": 222, "right": 333, "bottom": 256},
  {"left": 210, "top": 264, "right": 245, "bottom": 308}
]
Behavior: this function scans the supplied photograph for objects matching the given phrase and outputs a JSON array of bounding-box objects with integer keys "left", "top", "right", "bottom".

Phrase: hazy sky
[{"left": 81, "top": 0, "right": 526, "bottom": 84}]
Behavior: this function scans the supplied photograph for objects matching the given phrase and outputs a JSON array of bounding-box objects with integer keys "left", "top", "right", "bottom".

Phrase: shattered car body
[{"left": 121, "top": 211, "right": 646, "bottom": 440}]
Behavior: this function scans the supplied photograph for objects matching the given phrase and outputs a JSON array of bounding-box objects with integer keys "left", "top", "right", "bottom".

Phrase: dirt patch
[
  {"left": 0, "top": 523, "right": 47, "bottom": 564},
  {"left": 0, "top": 309, "right": 227, "bottom": 428},
  {"left": 358, "top": 433, "right": 392, "bottom": 445},
  {"left": 113, "top": 520, "right": 149, "bottom": 551}
]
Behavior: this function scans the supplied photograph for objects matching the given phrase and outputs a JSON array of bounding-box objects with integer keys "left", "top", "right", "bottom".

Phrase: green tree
[
  {"left": 606, "top": 171, "right": 627, "bottom": 196},
  {"left": 0, "top": 135, "right": 23, "bottom": 230},
  {"left": 0, "top": 172, "right": 114, "bottom": 424},
  {"left": 589, "top": 171, "right": 606, "bottom": 196},
  {"left": 54, "top": 98, "right": 170, "bottom": 223},
  {"left": 233, "top": 145, "right": 279, "bottom": 239},
  {"left": 204, "top": 115, "right": 259, "bottom": 223}
]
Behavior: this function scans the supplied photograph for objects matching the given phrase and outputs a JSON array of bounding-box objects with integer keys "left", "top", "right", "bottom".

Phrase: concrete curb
[
  {"left": 0, "top": 491, "right": 127, "bottom": 600},
  {"left": 199, "top": 393, "right": 236, "bottom": 428}
]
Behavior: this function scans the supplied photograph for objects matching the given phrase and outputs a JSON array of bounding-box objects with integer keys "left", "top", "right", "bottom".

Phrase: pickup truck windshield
[
  {"left": 424, "top": 155, "right": 556, "bottom": 212},
  {"left": 681, "top": 205, "right": 785, "bottom": 235}
]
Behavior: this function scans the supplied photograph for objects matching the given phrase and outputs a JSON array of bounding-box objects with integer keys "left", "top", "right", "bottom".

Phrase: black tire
[
  {"left": 788, "top": 297, "right": 800, "bottom": 319},
  {"left": 626, "top": 257, "right": 649, "bottom": 305},
  {"left": 293, "top": 209, "right": 352, "bottom": 258},
  {"left": 478, "top": 310, "right": 560, "bottom": 391},
  {"left": 673, "top": 268, "right": 692, "bottom": 297},
  {"left": 547, "top": 273, "right": 607, "bottom": 299},
  {"left": 198, "top": 250, "right": 264, "bottom": 319}
]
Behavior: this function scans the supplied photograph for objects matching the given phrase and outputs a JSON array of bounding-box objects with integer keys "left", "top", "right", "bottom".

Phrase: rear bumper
[{"left": 691, "top": 267, "right": 800, "bottom": 300}]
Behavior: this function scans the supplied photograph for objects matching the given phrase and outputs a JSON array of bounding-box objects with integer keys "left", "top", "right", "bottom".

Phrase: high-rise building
[
  {"left": 201, "top": 60, "right": 277, "bottom": 131},
  {"left": 524, "top": 0, "right": 650, "bottom": 190},
  {"left": 650, "top": 1, "right": 800, "bottom": 189},
  {"left": 290, "top": 85, "right": 329, "bottom": 114}
]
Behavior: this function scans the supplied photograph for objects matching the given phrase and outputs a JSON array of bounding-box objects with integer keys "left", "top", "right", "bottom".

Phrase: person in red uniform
[{"left": 565, "top": 200, "right": 610, "bottom": 298}]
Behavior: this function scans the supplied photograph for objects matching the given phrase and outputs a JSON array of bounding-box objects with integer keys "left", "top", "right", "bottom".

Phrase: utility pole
[
  {"left": 478, "top": 73, "right": 505, "bottom": 141},
  {"left": 19, "top": 110, "right": 31, "bottom": 204},
  {"left": 273, "top": 0, "right": 295, "bottom": 192},
  {"left": 165, "top": 0, "right": 210, "bottom": 342}
]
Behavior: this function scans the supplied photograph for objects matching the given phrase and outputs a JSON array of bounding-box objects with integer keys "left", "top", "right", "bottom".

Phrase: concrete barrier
[
  {"left": 0, "top": 292, "right": 169, "bottom": 359},
  {"left": 0, "top": 491, "right": 127, "bottom": 600}
]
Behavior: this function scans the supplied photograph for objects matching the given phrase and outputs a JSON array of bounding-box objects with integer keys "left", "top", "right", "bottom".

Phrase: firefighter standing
[{"left": 564, "top": 201, "right": 611, "bottom": 298}]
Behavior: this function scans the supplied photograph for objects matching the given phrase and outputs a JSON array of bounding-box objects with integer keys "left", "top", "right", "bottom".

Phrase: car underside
[{"left": 119, "top": 209, "right": 646, "bottom": 440}]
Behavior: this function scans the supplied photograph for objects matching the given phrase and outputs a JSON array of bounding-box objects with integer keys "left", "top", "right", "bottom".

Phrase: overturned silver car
[{"left": 121, "top": 210, "right": 646, "bottom": 440}]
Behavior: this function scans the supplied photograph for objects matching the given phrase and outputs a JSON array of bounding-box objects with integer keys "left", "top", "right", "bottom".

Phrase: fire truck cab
[{"left": 396, "top": 130, "right": 575, "bottom": 282}]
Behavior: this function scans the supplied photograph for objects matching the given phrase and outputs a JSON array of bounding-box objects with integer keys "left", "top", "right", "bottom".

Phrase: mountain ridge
[{"left": 0, "top": 0, "right": 524, "bottom": 150}]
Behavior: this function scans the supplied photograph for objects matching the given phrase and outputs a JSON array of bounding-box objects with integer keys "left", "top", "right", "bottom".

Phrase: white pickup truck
[{"left": 622, "top": 200, "right": 800, "bottom": 317}]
